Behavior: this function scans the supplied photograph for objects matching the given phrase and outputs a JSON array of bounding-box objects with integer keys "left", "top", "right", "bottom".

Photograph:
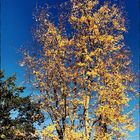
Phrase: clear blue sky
[{"left": 1, "top": 0, "right": 139, "bottom": 139}]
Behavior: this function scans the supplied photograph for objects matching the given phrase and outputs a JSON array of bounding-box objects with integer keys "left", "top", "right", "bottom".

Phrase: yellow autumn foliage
[{"left": 22, "top": 0, "right": 137, "bottom": 139}]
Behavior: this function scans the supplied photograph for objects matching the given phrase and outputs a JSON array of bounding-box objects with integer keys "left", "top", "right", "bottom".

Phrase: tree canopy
[
  {"left": 0, "top": 70, "right": 44, "bottom": 139},
  {"left": 21, "top": 0, "right": 138, "bottom": 139}
]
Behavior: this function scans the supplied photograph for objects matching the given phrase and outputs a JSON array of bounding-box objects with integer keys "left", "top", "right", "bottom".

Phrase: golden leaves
[
  {"left": 59, "top": 40, "right": 66, "bottom": 47},
  {"left": 42, "top": 124, "right": 56, "bottom": 137},
  {"left": 59, "top": 38, "right": 70, "bottom": 48},
  {"left": 113, "top": 19, "right": 119, "bottom": 27},
  {"left": 106, "top": 35, "right": 114, "bottom": 43},
  {"left": 95, "top": 126, "right": 112, "bottom": 140},
  {"left": 87, "top": 70, "right": 98, "bottom": 78},
  {"left": 87, "top": 1, "right": 94, "bottom": 10},
  {"left": 118, "top": 115, "right": 127, "bottom": 123},
  {"left": 64, "top": 127, "right": 83, "bottom": 140},
  {"left": 99, "top": 4, "right": 109, "bottom": 13},
  {"left": 125, "top": 124, "right": 136, "bottom": 131},
  {"left": 85, "top": 55, "right": 93, "bottom": 62},
  {"left": 120, "top": 27, "right": 127, "bottom": 32},
  {"left": 113, "top": 19, "right": 127, "bottom": 32},
  {"left": 70, "top": 15, "right": 78, "bottom": 22},
  {"left": 40, "top": 81, "right": 45, "bottom": 87},
  {"left": 77, "top": 62, "right": 87, "bottom": 67},
  {"left": 80, "top": 16, "right": 87, "bottom": 23},
  {"left": 47, "top": 23, "right": 57, "bottom": 35},
  {"left": 87, "top": 0, "right": 99, "bottom": 10}
]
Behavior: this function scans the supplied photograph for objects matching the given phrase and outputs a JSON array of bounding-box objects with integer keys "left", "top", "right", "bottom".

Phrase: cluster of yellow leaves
[
  {"left": 124, "top": 124, "right": 136, "bottom": 131},
  {"left": 47, "top": 23, "right": 57, "bottom": 35},
  {"left": 85, "top": 55, "right": 93, "bottom": 62},
  {"left": 42, "top": 124, "right": 56, "bottom": 137},
  {"left": 96, "top": 105, "right": 118, "bottom": 123},
  {"left": 64, "top": 127, "right": 83, "bottom": 140},
  {"left": 87, "top": 70, "right": 98, "bottom": 78},
  {"left": 77, "top": 62, "right": 87, "bottom": 67}
]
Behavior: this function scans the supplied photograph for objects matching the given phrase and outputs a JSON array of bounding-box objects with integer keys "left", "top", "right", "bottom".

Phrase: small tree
[
  {"left": 0, "top": 70, "right": 44, "bottom": 139},
  {"left": 22, "top": 0, "right": 138, "bottom": 139}
]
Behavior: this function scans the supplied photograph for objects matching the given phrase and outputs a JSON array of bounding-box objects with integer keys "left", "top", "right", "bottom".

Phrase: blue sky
[{"left": 1, "top": 0, "right": 139, "bottom": 139}]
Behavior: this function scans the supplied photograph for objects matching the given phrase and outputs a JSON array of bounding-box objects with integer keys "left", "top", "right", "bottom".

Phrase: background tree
[
  {"left": 0, "top": 70, "right": 44, "bottom": 139},
  {"left": 22, "top": 0, "right": 138, "bottom": 139}
]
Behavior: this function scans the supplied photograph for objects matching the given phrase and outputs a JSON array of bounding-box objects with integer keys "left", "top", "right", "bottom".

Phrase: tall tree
[
  {"left": 22, "top": 0, "right": 137, "bottom": 139},
  {"left": 0, "top": 70, "right": 44, "bottom": 139}
]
